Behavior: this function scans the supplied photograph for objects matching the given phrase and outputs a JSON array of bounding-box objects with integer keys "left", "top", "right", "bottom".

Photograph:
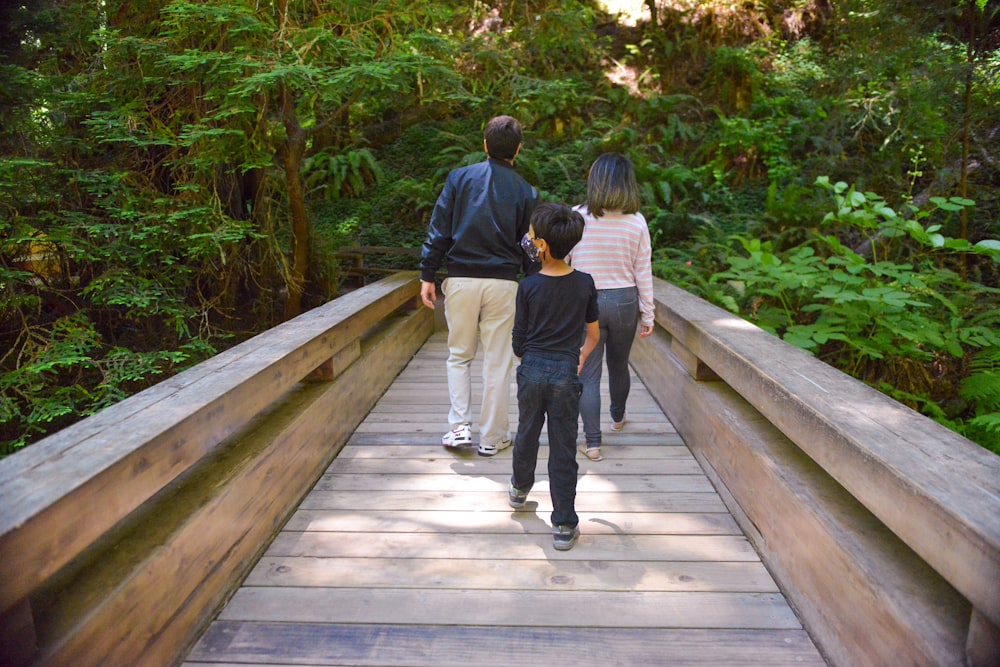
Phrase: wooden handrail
[
  {"left": 0, "top": 271, "right": 432, "bottom": 666},
  {"left": 632, "top": 278, "right": 1000, "bottom": 666},
  {"left": 334, "top": 245, "right": 421, "bottom": 281},
  {"left": 334, "top": 245, "right": 421, "bottom": 257},
  {"left": 2, "top": 270, "right": 996, "bottom": 666}
]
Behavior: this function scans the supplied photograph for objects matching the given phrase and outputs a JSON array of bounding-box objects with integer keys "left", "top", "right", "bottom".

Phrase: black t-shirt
[{"left": 512, "top": 269, "right": 599, "bottom": 365}]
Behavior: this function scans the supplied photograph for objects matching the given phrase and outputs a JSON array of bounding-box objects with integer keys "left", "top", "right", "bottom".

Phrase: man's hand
[
  {"left": 639, "top": 323, "right": 653, "bottom": 338},
  {"left": 420, "top": 280, "right": 437, "bottom": 310}
]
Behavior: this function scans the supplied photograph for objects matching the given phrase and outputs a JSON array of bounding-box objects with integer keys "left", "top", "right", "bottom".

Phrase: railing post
[
  {"left": 967, "top": 608, "right": 1000, "bottom": 667},
  {"left": 669, "top": 337, "right": 719, "bottom": 381},
  {"left": 0, "top": 597, "right": 35, "bottom": 667},
  {"left": 306, "top": 339, "right": 361, "bottom": 382}
]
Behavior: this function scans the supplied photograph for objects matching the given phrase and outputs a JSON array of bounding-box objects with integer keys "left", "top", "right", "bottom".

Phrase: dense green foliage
[{"left": 2, "top": 0, "right": 998, "bottom": 454}]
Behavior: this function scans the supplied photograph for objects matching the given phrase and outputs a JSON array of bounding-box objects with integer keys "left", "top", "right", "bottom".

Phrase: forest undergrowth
[{"left": 1, "top": 0, "right": 998, "bottom": 453}]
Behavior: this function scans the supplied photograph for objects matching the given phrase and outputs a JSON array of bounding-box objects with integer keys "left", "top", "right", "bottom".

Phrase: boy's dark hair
[
  {"left": 585, "top": 152, "right": 641, "bottom": 217},
  {"left": 484, "top": 115, "right": 522, "bottom": 160},
  {"left": 531, "top": 202, "right": 585, "bottom": 260}
]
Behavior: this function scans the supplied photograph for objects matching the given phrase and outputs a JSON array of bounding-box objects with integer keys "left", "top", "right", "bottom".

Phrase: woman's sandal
[{"left": 579, "top": 445, "right": 603, "bottom": 461}]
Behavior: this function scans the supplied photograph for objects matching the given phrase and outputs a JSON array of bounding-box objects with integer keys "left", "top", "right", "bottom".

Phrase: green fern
[
  {"left": 964, "top": 413, "right": 1000, "bottom": 455},
  {"left": 303, "top": 149, "right": 383, "bottom": 201},
  {"left": 956, "top": 347, "right": 1000, "bottom": 454},
  {"left": 961, "top": 347, "right": 1000, "bottom": 413}
]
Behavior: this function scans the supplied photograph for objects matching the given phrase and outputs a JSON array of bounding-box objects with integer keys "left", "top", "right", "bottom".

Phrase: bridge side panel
[
  {"left": 0, "top": 273, "right": 420, "bottom": 620},
  {"left": 30, "top": 305, "right": 433, "bottom": 667},
  {"left": 631, "top": 328, "right": 970, "bottom": 667},
  {"left": 0, "top": 274, "right": 431, "bottom": 667},
  {"left": 649, "top": 280, "right": 1000, "bottom": 634},
  {"left": 35, "top": 305, "right": 433, "bottom": 667}
]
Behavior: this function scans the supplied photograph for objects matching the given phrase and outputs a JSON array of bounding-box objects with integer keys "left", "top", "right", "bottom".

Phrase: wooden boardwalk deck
[{"left": 183, "top": 331, "right": 827, "bottom": 666}]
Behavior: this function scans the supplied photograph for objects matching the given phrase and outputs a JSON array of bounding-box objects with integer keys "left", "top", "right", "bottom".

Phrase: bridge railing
[
  {"left": 0, "top": 272, "right": 432, "bottom": 667},
  {"left": 334, "top": 245, "right": 422, "bottom": 287},
  {"left": 631, "top": 277, "right": 1000, "bottom": 667},
  {"left": 3, "top": 268, "right": 997, "bottom": 667}
]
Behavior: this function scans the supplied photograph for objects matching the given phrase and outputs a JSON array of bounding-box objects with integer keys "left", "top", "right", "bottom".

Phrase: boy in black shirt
[{"left": 509, "top": 203, "right": 600, "bottom": 551}]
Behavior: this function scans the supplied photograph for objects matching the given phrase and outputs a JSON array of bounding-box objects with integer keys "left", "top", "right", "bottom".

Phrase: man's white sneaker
[
  {"left": 442, "top": 424, "right": 473, "bottom": 448},
  {"left": 478, "top": 437, "right": 511, "bottom": 457}
]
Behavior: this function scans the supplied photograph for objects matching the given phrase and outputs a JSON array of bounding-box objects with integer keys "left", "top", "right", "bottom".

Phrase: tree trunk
[
  {"left": 958, "top": 0, "right": 977, "bottom": 280},
  {"left": 280, "top": 83, "right": 309, "bottom": 321}
]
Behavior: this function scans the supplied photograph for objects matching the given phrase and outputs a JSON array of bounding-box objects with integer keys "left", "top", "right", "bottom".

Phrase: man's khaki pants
[{"left": 441, "top": 277, "right": 517, "bottom": 448}]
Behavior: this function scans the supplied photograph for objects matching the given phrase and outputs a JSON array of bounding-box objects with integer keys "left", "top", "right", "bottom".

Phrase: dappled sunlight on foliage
[{"left": 0, "top": 0, "right": 998, "bottom": 453}]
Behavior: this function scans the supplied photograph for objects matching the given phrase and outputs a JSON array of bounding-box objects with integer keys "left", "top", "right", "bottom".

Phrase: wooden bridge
[{"left": 1, "top": 271, "right": 998, "bottom": 666}]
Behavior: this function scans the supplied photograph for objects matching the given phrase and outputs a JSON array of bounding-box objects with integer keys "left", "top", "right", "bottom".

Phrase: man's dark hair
[
  {"left": 530, "top": 202, "right": 584, "bottom": 260},
  {"left": 484, "top": 115, "right": 523, "bottom": 160}
]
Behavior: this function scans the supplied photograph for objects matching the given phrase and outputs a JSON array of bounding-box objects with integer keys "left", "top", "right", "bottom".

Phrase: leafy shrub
[
  {"left": 704, "top": 176, "right": 1000, "bottom": 450},
  {"left": 0, "top": 313, "right": 193, "bottom": 453},
  {"left": 705, "top": 45, "right": 762, "bottom": 113}
]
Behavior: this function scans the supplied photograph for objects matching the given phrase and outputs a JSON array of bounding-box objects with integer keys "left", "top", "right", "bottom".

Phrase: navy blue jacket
[{"left": 419, "top": 157, "right": 538, "bottom": 283}]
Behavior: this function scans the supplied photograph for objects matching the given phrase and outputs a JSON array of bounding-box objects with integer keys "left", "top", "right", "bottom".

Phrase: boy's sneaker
[
  {"left": 552, "top": 525, "right": 580, "bottom": 551},
  {"left": 442, "top": 423, "right": 472, "bottom": 448},
  {"left": 478, "top": 437, "right": 511, "bottom": 457},
  {"left": 508, "top": 483, "right": 528, "bottom": 510}
]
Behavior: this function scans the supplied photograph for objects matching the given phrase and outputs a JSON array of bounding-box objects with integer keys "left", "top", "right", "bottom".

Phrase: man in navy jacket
[{"left": 419, "top": 115, "right": 538, "bottom": 456}]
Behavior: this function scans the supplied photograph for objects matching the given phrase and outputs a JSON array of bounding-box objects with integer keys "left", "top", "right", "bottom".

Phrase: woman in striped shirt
[{"left": 568, "top": 153, "right": 654, "bottom": 462}]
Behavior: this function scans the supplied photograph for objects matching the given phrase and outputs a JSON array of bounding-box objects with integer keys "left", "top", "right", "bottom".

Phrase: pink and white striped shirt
[{"left": 568, "top": 206, "right": 655, "bottom": 327}]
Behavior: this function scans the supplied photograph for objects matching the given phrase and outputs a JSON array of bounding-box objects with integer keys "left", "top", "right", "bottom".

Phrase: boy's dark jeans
[{"left": 511, "top": 355, "right": 582, "bottom": 529}]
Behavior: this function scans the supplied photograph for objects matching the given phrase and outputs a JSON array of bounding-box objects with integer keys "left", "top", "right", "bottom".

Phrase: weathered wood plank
[
  {"left": 296, "top": 490, "right": 728, "bottom": 512},
  {"left": 280, "top": 509, "right": 740, "bottom": 534},
  {"left": 345, "top": 432, "right": 686, "bottom": 446},
  {"left": 184, "top": 623, "right": 825, "bottom": 667},
  {"left": 322, "top": 457, "right": 705, "bottom": 475},
  {"left": 311, "top": 472, "right": 715, "bottom": 493},
  {"left": 218, "top": 588, "right": 803, "bottom": 629},
  {"left": 263, "top": 532, "right": 762, "bottom": 562},
  {"left": 333, "top": 442, "right": 692, "bottom": 458},
  {"left": 357, "top": 406, "right": 670, "bottom": 420},
  {"left": 371, "top": 391, "right": 662, "bottom": 409},
  {"left": 350, "top": 420, "right": 674, "bottom": 434},
  {"left": 245, "top": 556, "right": 779, "bottom": 592}
]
